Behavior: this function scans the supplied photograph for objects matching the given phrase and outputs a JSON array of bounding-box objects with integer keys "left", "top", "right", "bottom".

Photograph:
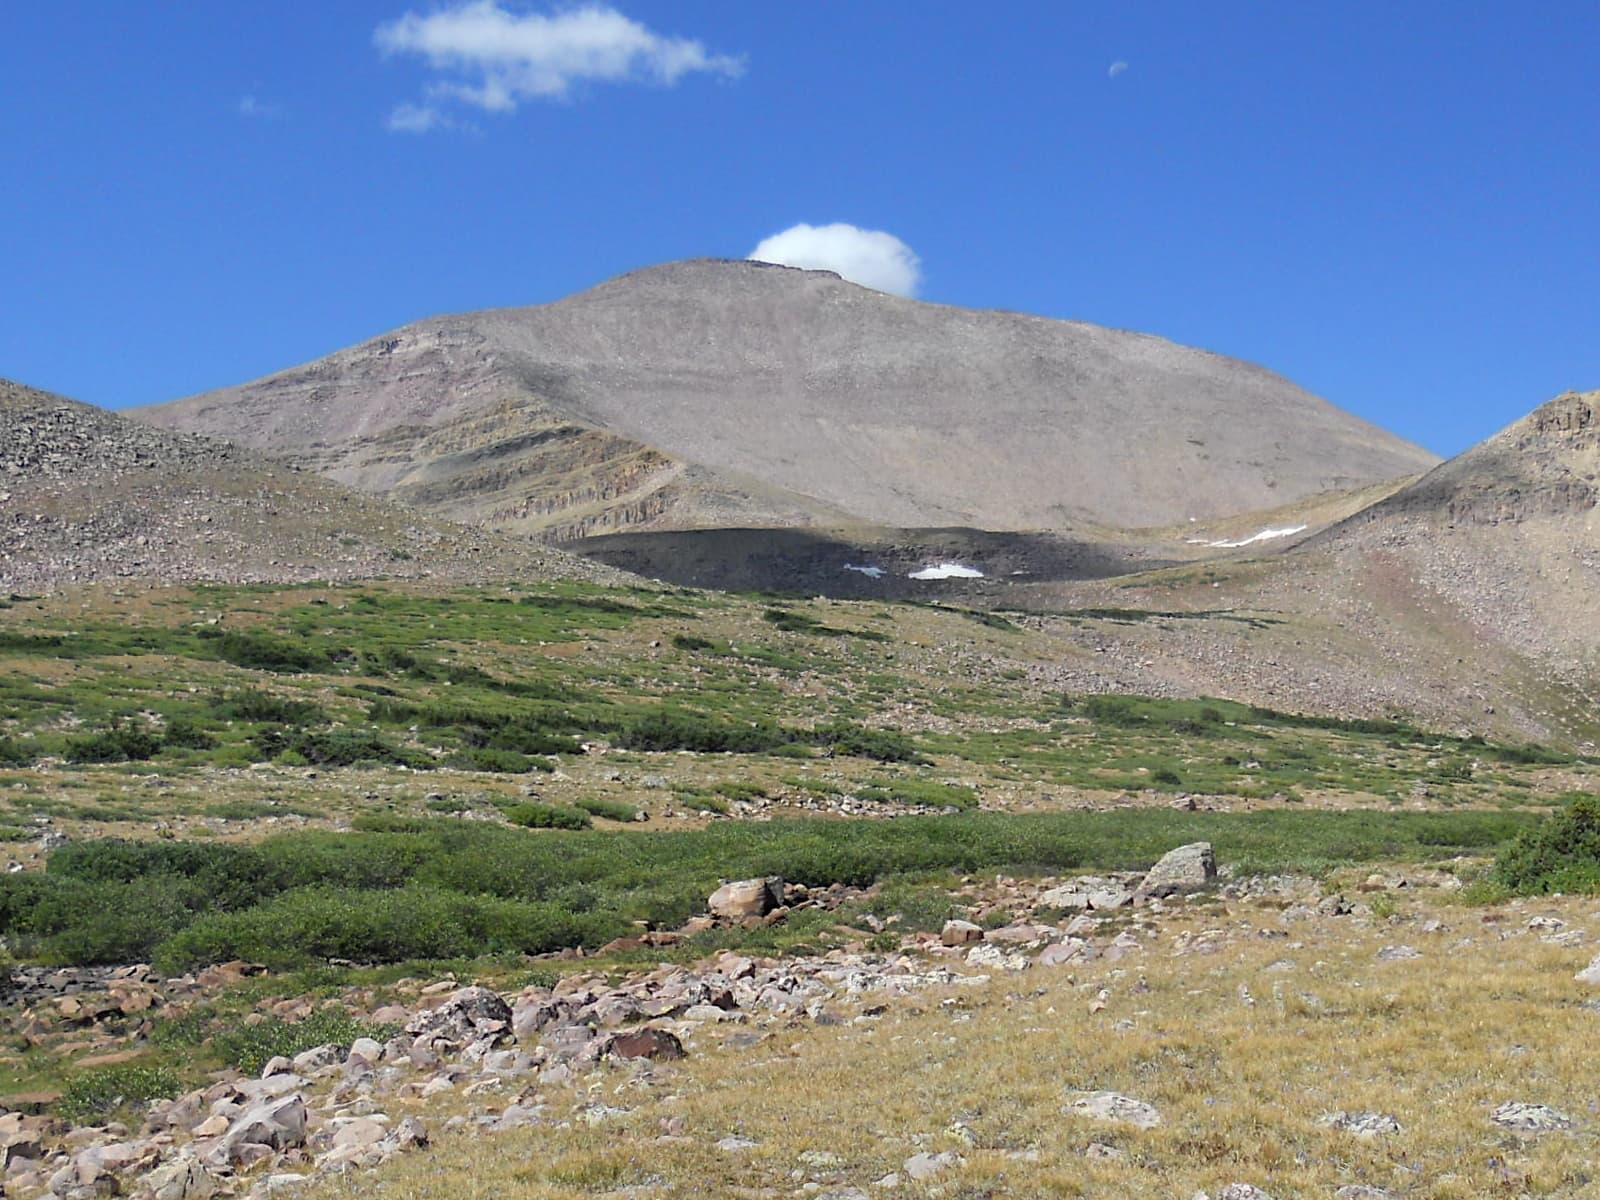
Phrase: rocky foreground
[
  {"left": 3, "top": 847, "right": 1220, "bottom": 1199},
  {"left": 8, "top": 844, "right": 1600, "bottom": 1200}
]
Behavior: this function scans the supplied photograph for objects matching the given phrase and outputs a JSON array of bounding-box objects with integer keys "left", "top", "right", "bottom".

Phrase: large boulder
[
  {"left": 1135, "top": 842, "right": 1217, "bottom": 900},
  {"left": 404, "top": 985, "right": 513, "bottom": 1048},
  {"left": 708, "top": 877, "right": 784, "bottom": 920},
  {"left": 209, "top": 1094, "right": 308, "bottom": 1165}
]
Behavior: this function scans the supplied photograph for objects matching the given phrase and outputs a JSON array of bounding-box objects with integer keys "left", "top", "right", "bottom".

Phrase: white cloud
[
  {"left": 387, "top": 101, "right": 450, "bottom": 133},
  {"left": 1108, "top": 60, "right": 1129, "bottom": 78},
  {"left": 237, "top": 94, "right": 283, "bottom": 119},
  {"left": 375, "top": 1, "right": 743, "bottom": 128},
  {"left": 748, "top": 223, "right": 922, "bottom": 297}
]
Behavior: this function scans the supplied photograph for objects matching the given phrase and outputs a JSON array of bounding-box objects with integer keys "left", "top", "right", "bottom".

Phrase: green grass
[{"left": 0, "top": 809, "right": 1528, "bottom": 971}]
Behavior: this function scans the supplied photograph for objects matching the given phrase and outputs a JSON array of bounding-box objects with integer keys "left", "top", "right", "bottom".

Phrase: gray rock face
[
  {"left": 1136, "top": 843, "right": 1217, "bottom": 900},
  {"left": 1574, "top": 952, "right": 1600, "bottom": 983}
]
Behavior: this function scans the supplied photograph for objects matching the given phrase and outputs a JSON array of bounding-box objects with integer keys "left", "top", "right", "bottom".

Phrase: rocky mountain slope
[
  {"left": 1300, "top": 389, "right": 1600, "bottom": 664},
  {"left": 0, "top": 379, "right": 615, "bottom": 591},
  {"left": 999, "top": 391, "right": 1600, "bottom": 743},
  {"left": 131, "top": 260, "right": 1437, "bottom": 539}
]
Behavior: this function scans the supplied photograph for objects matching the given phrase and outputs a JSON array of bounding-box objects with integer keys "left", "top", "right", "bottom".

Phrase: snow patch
[
  {"left": 1188, "top": 524, "right": 1308, "bottom": 549},
  {"left": 909, "top": 562, "right": 985, "bottom": 580},
  {"left": 843, "top": 564, "right": 886, "bottom": 579}
]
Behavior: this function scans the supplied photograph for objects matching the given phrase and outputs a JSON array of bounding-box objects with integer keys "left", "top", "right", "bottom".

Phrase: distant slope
[
  {"left": 1008, "top": 390, "right": 1599, "bottom": 744},
  {"left": 1298, "top": 389, "right": 1599, "bottom": 664},
  {"left": 132, "top": 259, "right": 1437, "bottom": 538},
  {"left": 0, "top": 379, "right": 615, "bottom": 591}
]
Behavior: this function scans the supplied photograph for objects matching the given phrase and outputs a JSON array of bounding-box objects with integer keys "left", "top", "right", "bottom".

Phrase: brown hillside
[{"left": 0, "top": 378, "right": 615, "bottom": 591}]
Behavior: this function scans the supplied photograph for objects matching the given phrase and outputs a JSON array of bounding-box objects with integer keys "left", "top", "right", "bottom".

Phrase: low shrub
[
  {"left": 154, "top": 885, "right": 624, "bottom": 971},
  {"left": 671, "top": 634, "right": 717, "bottom": 652},
  {"left": 1494, "top": 794, "right": 1600, "bottom": 894},
  {"left": 258, "top": 728, "right": 431, "bottom": 770},
  {"left": 211, "top": 1007, "right": 400, "bottom": 1075},
  {"left": 58, "top": 1062, "right": 184, "bottom": 1122},
  {"left": 506, "top": 802, "right": 592, "bottom": 831},
  {"left": 210, "top": 630, "right": 331, "bottom": 674},
  {"left": 64, "top": 723, "right": 162, "bottom": 763},
  {"left": 812, "top": 721, "right": 926, "bottom": 764},
  {"left": 161, "top": 716, "right": 216, "bottom": 750},
  {"left": 0, "top": 736, "right": 32, "bottom": 766},
  {"left": 574, "top": 797, "right": 641, "bottom": 823},
  {"left": 448, "top": 747, "right": 535, "bottom": 774},
  {"left": 618, "top": 710, "right": 788, "bottom": 755},
  {"left": 209, "top": 688, "right": 327, "bottom": 726}
]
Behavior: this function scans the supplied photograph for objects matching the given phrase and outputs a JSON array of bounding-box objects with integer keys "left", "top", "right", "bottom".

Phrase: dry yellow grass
[{"left": 305, "top": 889, "right": 1600, "bottom": 1200}]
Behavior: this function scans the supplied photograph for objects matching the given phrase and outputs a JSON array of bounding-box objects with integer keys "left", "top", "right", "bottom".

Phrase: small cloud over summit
[
  {"left": 1108, "top": 61, "right": 1129, "bottom": 78},
  {"left": 748, "top": 223, "right": 921, "bottom": 297}
]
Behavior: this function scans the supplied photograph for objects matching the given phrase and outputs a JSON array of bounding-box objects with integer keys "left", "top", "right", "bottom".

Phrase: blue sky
[{"left": 2, "top": 3, "right": 1596, "bottom": 457}]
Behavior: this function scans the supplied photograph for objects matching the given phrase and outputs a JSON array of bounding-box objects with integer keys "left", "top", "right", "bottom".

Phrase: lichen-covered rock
[{"left": 1135, "top": 843, "right": 1216, "bottom": 900}]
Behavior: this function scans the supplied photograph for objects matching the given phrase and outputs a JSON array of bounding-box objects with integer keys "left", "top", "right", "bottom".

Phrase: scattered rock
[
  {"left": 1376, "top": 945, "right": 1421, "bottom": 961},
  {"left": 1490, "top": 1101, "right": 1573, "bottom": 1131},
  {"left": 1317, "top": 1110, "right": 1402, "bottom": 1137},
  {"left": 903, "top": 1151, "right": 961, "bottom": 1181},
  {"left": 1063, "top": 1090, "right": 1161, "bottom": 1129}
]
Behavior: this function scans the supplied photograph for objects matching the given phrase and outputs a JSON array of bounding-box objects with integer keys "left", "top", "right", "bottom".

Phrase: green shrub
[
  {"left": 618, "top": 710, "right": 788, "bottom": 754},
  {"left": 263, "top": 728, "right": 431, "bottom": 769},
  {"left": 1080, "top": 695, "right": 1145, "bottom": 727},
  {"left": 58, "top": 1062, "right": 183, "bottom": 1122},
  {"left": 856, "top": 780, "right": 977, "bottom": 809},
  {"left": 671, "top": 634, "right": 717, "bottom": 652},
  {"left": 813, "top": 721, "right": 926, "bottom": 764},
  {"left": 1494, "top": 794, "right": 1600, "bottom": 894},
  {"left": 448, "top": 747, "right": 535, "bottom": 774},
  {"left": 161, "top": 716, "right": 216, "bottom": 750},
  {"left": 0, "top": 736, "right": 32, "bottom": 766},
  {"left": 574, "top": 797, "right": 641, "bottom": 823},
  {"left": 154, "top": 885, "right": 624, "bottom": 971},
  {"left": 64, "top": 723, "right": 162, "bottom": 763},
  {"left": 210, "top": 688, "right": 327, "bottom": 726},
  {"left": 210, "top": 1007, "right": 400, "bottom": 1075},
  {"left": 506, "top": 802, "right": 592, "bottom": 831},
  {"left": 211, "top": 631, "right": 330, "bottom": 673}
]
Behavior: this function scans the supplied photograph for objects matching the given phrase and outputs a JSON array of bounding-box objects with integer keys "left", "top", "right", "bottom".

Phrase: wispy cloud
[
  {"left": 375, "top": 1, "right": 744, "bottom": 131},
  {"left": 237, "top": 94, "right": 284, "bottom": 119},
  {"left": 749, "top": 223, "right": 922, "bottom": 298},
  {"left": 1108, "top": 60, "right": 1129, "bottom": 78},
  {"left": 386, "top": 101, "right": 451, "bottom": 133}
]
